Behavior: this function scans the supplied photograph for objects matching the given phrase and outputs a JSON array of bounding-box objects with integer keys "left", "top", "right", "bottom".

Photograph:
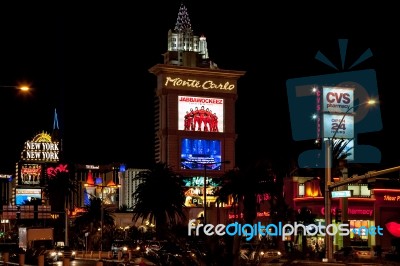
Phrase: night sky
[{"left": 1, "top": 2, "right": 399, "bottom": 174}]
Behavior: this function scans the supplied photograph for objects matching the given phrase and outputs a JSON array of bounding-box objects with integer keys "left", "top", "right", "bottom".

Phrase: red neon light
[
  {"left": 46, "top": 164, "right": 68, "bottom": 177},
  {"left": 385, "top": 221, "right": 400, "bottom": 238}
]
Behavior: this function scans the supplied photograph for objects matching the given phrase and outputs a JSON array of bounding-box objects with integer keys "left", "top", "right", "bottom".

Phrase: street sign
[{"left": 331, "top": 190, "right": 352, "bottom": 198}]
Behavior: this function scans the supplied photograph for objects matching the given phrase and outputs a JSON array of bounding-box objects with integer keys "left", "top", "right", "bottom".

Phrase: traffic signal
[{"left": 335, "top": 208, "right": 342, "bottom": 223}]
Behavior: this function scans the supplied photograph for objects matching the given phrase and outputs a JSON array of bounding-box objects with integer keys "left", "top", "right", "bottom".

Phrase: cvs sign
[{"left": 322, "top": 87, "right": 354, "bottom": 113}]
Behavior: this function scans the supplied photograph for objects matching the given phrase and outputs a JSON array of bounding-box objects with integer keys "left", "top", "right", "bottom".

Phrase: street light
[
  {"left": 182, "top": 159, "right": 230, "bottom": 224},
  {"left": 0, "top": 85, "right": 30, "bottom": 90},
  {"left": 324, "top": 99, "right": 376, "bottom": 262},
  {"left": 0, "top": 84, "right": 31, "bottom": 94}
]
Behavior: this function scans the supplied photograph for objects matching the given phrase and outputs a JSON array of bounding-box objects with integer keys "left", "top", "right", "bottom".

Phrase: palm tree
[
  {"left": 44, "top": 165, "right": 78, "bottom": 212},
  {"left": 217, "top": 161, "right": 281, "bottom": 266},
  {"left": 44, "top": 166, "right": 79, "bottom": 242},
  {"left": 72, "top": 197, "right": 115, "bottom": 251},
  {"left": 332, "top": 138, "right": 353, "bottom": 177},
  {"left": 317, "top": 138, "right": 353, "bottom": 193},
  {"left": 131, "top": 162, "right": 186, "bottom": 240}
]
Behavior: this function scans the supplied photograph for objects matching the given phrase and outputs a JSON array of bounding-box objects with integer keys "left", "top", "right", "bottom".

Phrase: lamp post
[
  {"left": 324, "top": 99, "right": 376, "bottom": 262},
  {"left": 2, "top": 85, "right": 29, "bottom": 89},
  {"left": 0, "top": 85, "right": 30, "bottom": 92},
  {"left": 85, "top": 232, "right": 89, "bottom": 252}
]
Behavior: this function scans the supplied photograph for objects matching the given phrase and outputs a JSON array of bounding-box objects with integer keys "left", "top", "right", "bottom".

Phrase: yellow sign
[
  {"left": 21, "top": 132, "right": 60, "bottom": 162},
  {"left": 164, "top": 76, "right": 236, "bottom": 92},
  {"left": 383, "top": 195, "right": 400, "bottom": 201}
]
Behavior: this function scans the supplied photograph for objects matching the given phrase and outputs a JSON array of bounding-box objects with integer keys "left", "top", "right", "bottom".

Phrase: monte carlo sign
[
  {"left": 149, "top": 64, "right": 245, "bottom": 94},
  {"left": 21, "top": 132, "right": 60, "bottom": 163},
  {"left": 164, "top": 76, "right": 236, "bottom": 92}
]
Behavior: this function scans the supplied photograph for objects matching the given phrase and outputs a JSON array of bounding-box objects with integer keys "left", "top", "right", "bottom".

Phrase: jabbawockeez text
[{"left": 188, "top": 220, "right": 383, "bottom": 241}]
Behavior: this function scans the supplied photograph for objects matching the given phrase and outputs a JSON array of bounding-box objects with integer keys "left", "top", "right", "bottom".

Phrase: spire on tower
[
  {"left": 174, "top": 2, "right": 193, "bottom": 33},
  {"left": 53, "top": 108, "right": 59, "bottom": 130}
]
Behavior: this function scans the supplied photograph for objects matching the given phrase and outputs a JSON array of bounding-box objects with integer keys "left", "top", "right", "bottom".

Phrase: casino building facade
[{"left": 148, "top": 3, "right": 245, "bottom": 225}]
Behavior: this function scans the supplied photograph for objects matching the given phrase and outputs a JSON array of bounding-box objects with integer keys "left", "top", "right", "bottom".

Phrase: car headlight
[
  {"left": 72, "top": 251, "right": 76, "bottom": 256},
  {"left": 277, "top": 251, "right": 282, "bottom": 256},
  {"left": 122, "top": 247, "right": 128, "bottom": 251},
  {"left": 50, "top": 252, "right": 57, "bottom": 257},
  {"left": 260, "top": 251, "right": 264, "bottom": 256}
]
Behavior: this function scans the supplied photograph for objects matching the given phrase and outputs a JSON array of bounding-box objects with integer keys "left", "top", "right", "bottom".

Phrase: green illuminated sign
[{"left": 331, "top": 190, "right": 352, "bottom": 198}]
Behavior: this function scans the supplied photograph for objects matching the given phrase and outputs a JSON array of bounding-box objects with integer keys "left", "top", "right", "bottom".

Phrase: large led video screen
[
  {"left": 181, "top": 138, "right": 222, "bottom": 170},
  {"left": 15, "top": 188, "right": 42, "bottom": 205},
  {"left": 178, "top": 95, "right": 224, "bottom": 132},
  {"left": 20, "top": 163, "right": 42, "bottom": 185}
]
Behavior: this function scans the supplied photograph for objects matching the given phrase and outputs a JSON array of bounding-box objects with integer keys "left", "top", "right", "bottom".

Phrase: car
[
  {"left": 145, "top": 240, "right": 167, "bottom": 253},
  {"left": 334, "top": 246, "right": 373, "bottom": 261},
  {"left": 111, "top": 240, "right": 142, "bottom": 258},
  {"left": 333, "top": 246, "right": 354, "bottom": 261},
  {"left": 352, "top": 246, "right": 373, "bottom": 260},
  {"left": 256, "top": 248, "right": 282, "bottom": 262},
  {"left": 46, "top": 246, "right": 76, "bottom": 261}
]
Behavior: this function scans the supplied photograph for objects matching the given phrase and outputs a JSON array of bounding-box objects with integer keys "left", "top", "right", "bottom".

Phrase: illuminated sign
[
  {"left": 21, "top": 132, "right": 60, "bottom": 162},
  {"left": 321, "top": 87, "right": 355, "bottom": 140},
  {"left": 164, "top": 76, "right": 236, "bottom": 92},
  {"left": 323, "top": 113, "right": 354, "bottom": 139},
  {"left": 46, "top": 164, "right": 69, "bottom": 177},
  {"left": 383, "top": 195, "right": 400, "bottom": 201},
  {"left": 331, "top": 190, "right": 352, "bottom": 198},
  {"left": 0, "top": 174, "right": 11, "bottom": 179},
  {"left": 183, "top": 176, "right": 220, "bottom": 187},
  {"left": 316, "top": 88, "right": 322, "bottom": 140},
  {"left": 85, "top": 165, "right": 100, "bottom": 169},
  {"left": 322, "top": 87, "right": 354, "bottom": 113},
  {"left": 20, "top": 164, "right": 42, "bottom": 185},
  {"left": 15, "top": 188, "right": 42, "bottom": 205},
  {"left": 181, "top": 138, "right": 222, "bottom": 170},
  {"left": 228, "top": 212, "right": 270, "bottom": 219},
  {"left": 257, "top": 193, "right": 271, "bottom": 203},
  {"left": 320, "top": 207, "right": 373, "bottom": 216},
  {"left": 385, "top": 221, "right": 400, "bottom": 237},
  {"left": 178, "top": 96, "right": 224, "bottom": 132}
]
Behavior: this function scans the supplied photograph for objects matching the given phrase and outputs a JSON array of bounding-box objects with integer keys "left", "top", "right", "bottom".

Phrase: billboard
[
  {"left": 20, "top": 164, "right": 42, "bottom": 185},
  {"left": 178, "top": 95, "right": 224, "bottom": 132},
  {"left": 15, "top": 188, "right": 42, "bottom": 205},
  {"left": 21, "top": 132, "right": 60, "bottom": 163},
  {"left": 323, "top": 113, "right": 354, "bottom": 139},
  {"left": 181, "top": 138, "right": 222, "bottom": 170},
  {"left": 322, "top": 86, "right": 354, "bottom": 113}
]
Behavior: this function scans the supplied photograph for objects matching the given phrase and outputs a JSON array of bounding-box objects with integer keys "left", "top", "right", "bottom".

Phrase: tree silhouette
[{"left": 131, "top": 162, "right": 186, "bottom": 240}]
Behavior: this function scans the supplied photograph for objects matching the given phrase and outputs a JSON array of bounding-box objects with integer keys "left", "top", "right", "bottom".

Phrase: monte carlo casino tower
[{"left": 149, "top": 3, "right": 245, "bottom": 224}]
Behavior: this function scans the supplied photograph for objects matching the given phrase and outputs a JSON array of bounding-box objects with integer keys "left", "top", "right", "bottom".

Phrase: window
[
  {"left": 298, "top": 183, "right": 305, "bottom": 197},
  {"left": 349, "top": 220, "right": 369, "bottom": 244}
]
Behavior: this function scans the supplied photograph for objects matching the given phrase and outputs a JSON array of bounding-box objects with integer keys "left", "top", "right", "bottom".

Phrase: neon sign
[
  {"left": 383, "top": 195, "right": 400, "bottom": 201},
  {"left": 46, "top": 164, "right": 69, "bottom": 177},
  {"left": 21, "top": 132, "right": 60, "bottom": 162},
  {"left": 320, "top": 207, "right": 373, "bottom": 216},
  {"left": 228, "top": 212, "right": 270, "bottom": 219},
  {"left": 164, "top": 76, "right": 235, "bottom": 91}
]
